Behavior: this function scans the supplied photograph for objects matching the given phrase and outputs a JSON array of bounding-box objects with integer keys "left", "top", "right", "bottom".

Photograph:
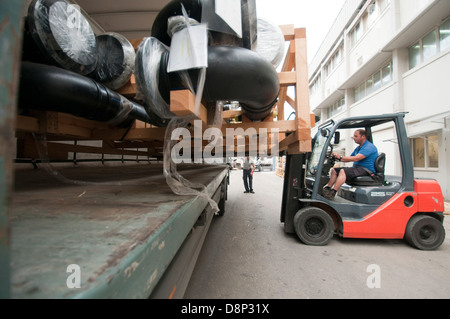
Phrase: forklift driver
[{"left": 323, "top": 129, "right": 378, "bottom": 200}]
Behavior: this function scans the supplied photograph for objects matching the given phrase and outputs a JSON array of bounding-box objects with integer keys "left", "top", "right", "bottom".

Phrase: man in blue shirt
[{"left": 323, "top": 129, "right": 378, "bottom": 200}]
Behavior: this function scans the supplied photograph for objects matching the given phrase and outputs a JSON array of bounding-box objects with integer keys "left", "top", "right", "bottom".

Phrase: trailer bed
[{"left": 9, "top": 163, "right": 228, "bottom": 298}]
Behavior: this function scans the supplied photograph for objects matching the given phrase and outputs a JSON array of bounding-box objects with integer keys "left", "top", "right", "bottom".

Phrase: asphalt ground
[{"left": 184, "top": 170, "right": 450, "bottom": 299}]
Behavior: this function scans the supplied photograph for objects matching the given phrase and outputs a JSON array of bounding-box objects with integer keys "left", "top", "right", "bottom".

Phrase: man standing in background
[{"left": 242, "top": 156, "right": 255, "bottom": 194}]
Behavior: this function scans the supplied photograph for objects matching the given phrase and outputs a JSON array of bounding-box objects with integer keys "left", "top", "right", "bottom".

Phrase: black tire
[
  {"left": 294, "top": 207, "right": 335, "bottom": 246},
  {"left": 217, "top": 196, "right": 225, "bottom": 216},
  {"left": 217, "top": 179, "right": 227, "bottom": 217},
  {"left": 405, "top": 215, "right": 445, "bottom": 250}
]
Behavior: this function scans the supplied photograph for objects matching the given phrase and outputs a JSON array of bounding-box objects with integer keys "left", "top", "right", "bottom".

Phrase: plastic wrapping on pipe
[
  {"left": 92, "top": 32, "right": 136, "bottom": 90},
  {"left": 26, "top": 0, "right": 98, "bottom": 75},
  {"left": 26, "top": 0, "right": 136, "bottom": 92},
  {"left": 160, "top": 5, "right": 219, "bottom": 213},
  {"left": 255, "top": 18, "right": 286, "bottom": 69},
  {"left": 134, "top": 37, "right": 174, "bottom": 127},
  {"left": 162, "top": 99, "right": 225, "bottom": 215}
]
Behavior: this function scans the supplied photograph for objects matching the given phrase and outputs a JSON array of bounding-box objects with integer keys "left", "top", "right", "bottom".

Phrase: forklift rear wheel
[
  {"left": 405, "top": 215, "right": 445, "bottom": 250},
  {"left": 294, "top": 207, "right": 334, "bottom": 246}
]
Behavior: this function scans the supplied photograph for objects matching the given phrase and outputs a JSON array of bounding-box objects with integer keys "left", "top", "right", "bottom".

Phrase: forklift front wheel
[
  {"left": 405, "top": 215, "right": 445, "bottom": 250},
  {"left": 294, "top": 207, "right": 335, "bottom": 246}
]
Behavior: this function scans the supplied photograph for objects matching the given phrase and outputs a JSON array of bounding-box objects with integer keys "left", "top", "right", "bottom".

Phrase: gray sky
[{"left": 256, "top": 0, "right": 346, "bottom": 62}]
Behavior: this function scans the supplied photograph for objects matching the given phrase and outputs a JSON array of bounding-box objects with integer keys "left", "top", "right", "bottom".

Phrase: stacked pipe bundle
[
  {"left": 24, "top": 0, "right": 136, "bottom": 89},
  {"left": 19, "top": 0, "right": 286, "bottom": 126},
  {"left": 19, "top": 0, "right": 147, "bottom": 126},
  {"left": 136, "top": 0, "right": 283, "bottom": 125}
]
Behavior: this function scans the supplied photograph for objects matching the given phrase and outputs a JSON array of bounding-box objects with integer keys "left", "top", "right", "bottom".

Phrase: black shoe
[
  {"left": 322, "top": 186, "right": 332, "bottom": 197},
  {"left": 323, "top": 189, "right": 337, "bottom": 200},
  {"left": 244, "top": 191, "right": 250, "bottom": 193},
  {"left": 250, "top": 190, "right": 255, "bottom": 194}
]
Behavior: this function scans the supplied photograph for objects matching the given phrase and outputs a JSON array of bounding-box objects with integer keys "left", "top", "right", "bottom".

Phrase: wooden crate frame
[{"left": 15, "top": 25, "right": 312, "bottom": 161}]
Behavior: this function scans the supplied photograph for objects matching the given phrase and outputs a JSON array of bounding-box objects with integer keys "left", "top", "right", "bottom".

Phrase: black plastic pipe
[
  {"left": 167, "top": 46, "right": 280, "bottom": 121},
  {"left": 139, "top": 0, "right": 277, "bottom": 123},
  {"left": 18, "top": 62, "right": 152, "bottom": 126},
  {"left": 136, "top": 38, "right": 280, "bottom": 123}
]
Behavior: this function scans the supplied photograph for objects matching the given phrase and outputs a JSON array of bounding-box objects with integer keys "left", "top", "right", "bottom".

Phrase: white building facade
[{"left": 308, "top": 0, "right": 450, "bottom": 199}]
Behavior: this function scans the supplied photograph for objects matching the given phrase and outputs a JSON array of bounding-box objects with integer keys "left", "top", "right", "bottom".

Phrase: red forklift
[{"left": 281, "top": 113, "right": 446, "bottom": 250}]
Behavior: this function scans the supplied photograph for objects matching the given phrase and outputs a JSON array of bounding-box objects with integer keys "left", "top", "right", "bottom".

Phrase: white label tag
[
  {"left": 167, "top": 24, "right": 208, "bottom": 73},
  {"left": 215, "top": 0, "right": 242, "bottom": 38}
]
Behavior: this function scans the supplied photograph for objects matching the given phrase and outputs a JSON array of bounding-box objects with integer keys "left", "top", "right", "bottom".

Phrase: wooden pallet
[{"left": 15, "top": 25, "right": 312, "bottom": 162}]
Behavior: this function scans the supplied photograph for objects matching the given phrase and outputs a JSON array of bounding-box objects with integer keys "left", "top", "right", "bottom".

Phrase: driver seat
[{"left": 348, "top": 153, "right": 386, "bottom": 186}]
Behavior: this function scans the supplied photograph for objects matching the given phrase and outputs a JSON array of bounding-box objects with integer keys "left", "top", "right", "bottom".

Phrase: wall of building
[{"left": 308, "top": 0, "right": 450, "bottom": 199}]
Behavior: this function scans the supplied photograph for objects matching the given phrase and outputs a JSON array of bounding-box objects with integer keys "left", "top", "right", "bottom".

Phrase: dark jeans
[{"left": 243, "top": 169, "right": 253, "bottom": 192}]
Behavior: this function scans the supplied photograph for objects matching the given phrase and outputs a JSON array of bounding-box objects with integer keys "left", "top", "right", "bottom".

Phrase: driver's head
[{"left": 353, "top": 129, "right": 367, "bottom": 145}]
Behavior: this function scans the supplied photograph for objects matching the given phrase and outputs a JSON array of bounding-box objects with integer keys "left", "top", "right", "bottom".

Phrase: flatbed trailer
[
  {"left": 10, "top": 163, "right": 229, "bottom": 298},
  {"left": 1, "top": 0, "right": 314, "bottom": 299}
]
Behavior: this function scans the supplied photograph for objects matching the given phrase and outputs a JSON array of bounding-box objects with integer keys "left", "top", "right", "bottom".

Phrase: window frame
[
  {"left": 408, "top": 18, "right": 450, "bottom": 70},
  {"left": 353, "top": 60, "right": 393, "bottom": 102},
  {"left": 410, "top": 134, "right": 439, "bottom": 170}
]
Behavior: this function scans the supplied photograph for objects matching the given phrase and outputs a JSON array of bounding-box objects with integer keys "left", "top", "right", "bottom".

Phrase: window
[
  {"left": 327, "top": 97, "right": 345, "bottom": 118},
  {"left": 323, "top": 44, "right": 343, "bottom": 77},
  {"left": 408, "top": 42, "right": 421, "bottom": 69},
  {"left": 411, "top": 135, "right": 439, "bottom": 169},
  {"left": 373, "top": 70, "right": 381, "bottom": 91},
  {"left": 440, "top": 18, "right": 450, "bottom": 51},
  {"left": 350, "top": 0, "right": 392, "bottom": 48},
  {"left": 412, "top": 138, "right": 425, "bottom": 168},
  {"left": 366, "top": 77, "right": 374, "bottom": 95},
  {"left": 381, "top": 63, "right": 391, "bottom": 85},
  {"left": 423, "top": 30, "right": 437, "bottom": 62},
  {"left": 355, "top": 82, "right": 365, "bottom": 102},
  {"left": 408, "top": 18, "right": 450, "bottom": 69},
  {"left": 427, "top": 135, "right": 439, "bottom": 168},
  {"left": 367, "top": 1, "right": 378, "bottom": 26},
  {"left": 350, "top": 22, "right": 362, "bottom": 47},
  {"left": 354, "top": 61, "right": 392, "bottom": 102},
  {"left": 309, "top": 74, "right": 321, "bottom": 95}
]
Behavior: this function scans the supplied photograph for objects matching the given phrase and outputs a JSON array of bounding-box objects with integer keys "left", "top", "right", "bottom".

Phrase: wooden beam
[
  {"left": 286, "top": 95, "right": 296, "bottom": 109},
  {"left": 16, "top": 115, "right": 39, "bottom": 133},
  {"left": 279, "top": 24, "right": 295, "bottom": 41},
  {"left": 281, "top": 40, "right": 296, "bottom": 72},
  {"left": 294, "top": 28, "right": 312, "bottom": 153},
  {"left": 170, "top": 90, "right": 208, "bottom": 125},
  {"left": 222, "top": 109, "right": 242, "bottom": 119},
  {"left": 92, "top": 127, "right": 167, "bottom": 142},
  {"left": 278, "top": 71, "right": 297, "bottom": 87},
  {"left": 16, "top": 139, "right": 69, "bottom": 160},
  {"left": 222, "top": 120, "right": 296, "bottom": 135},
  {"left": 277, "top": 41, "right": 296, "bottom": 121}
]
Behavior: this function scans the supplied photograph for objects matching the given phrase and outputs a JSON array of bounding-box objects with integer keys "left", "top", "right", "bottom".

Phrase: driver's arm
[{"left": 340, "top": 153, "right": 366, "bottom": 163}]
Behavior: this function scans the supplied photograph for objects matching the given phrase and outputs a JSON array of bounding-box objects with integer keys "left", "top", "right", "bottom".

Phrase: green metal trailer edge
[
  {"left": 0, "top": 0, "right": 27, "bottom": 299},
  {"left": 9, "top": 165, "right": 229, "bottom": 299}
]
